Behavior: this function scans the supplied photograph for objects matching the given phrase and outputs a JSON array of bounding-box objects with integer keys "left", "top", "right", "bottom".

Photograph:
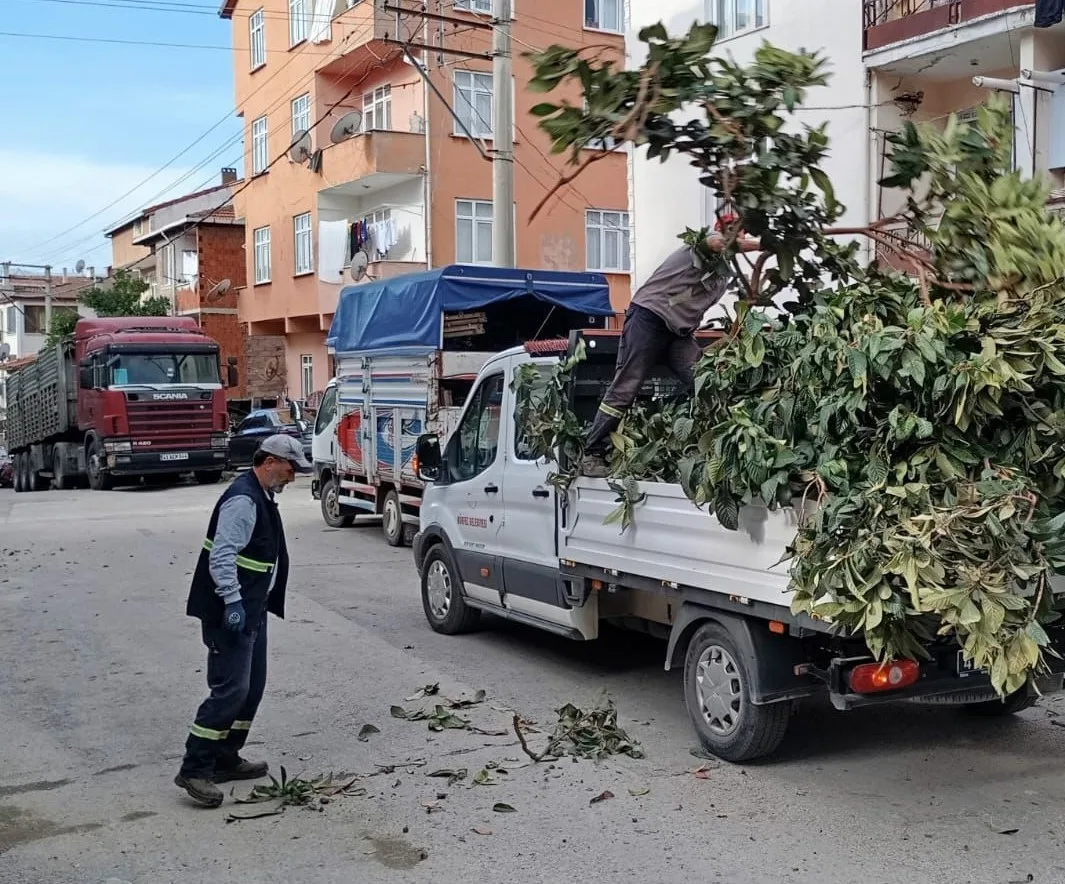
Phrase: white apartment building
[{"left": 627, "top": 0, "right": 1065, "bottom": 293}]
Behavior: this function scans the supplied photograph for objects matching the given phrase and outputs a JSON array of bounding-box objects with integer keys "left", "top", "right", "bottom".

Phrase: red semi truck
[{"left": 5, "top": 316, "right": 237, "bottom": 491}]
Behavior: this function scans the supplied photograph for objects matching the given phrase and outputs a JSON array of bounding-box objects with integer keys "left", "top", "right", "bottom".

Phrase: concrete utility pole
[
  {"left": 492, "top": 0, "right": 516, "bottom": 268},
  {"left": 44, "top": 265, "right": 53, "bottom": 331}
]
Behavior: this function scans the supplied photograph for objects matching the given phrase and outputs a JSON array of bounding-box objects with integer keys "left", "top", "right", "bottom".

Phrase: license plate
[
  {"left": 160, "top": 452, "right": 189, "bottom": 462},
  {"left": 956, "top": 650, "right": 980, "bottom": 677}
]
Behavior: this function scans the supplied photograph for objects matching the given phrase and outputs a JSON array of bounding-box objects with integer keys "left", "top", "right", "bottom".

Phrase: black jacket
[{"left": 186, "top": 471, "right": 289, "bottom": 629}]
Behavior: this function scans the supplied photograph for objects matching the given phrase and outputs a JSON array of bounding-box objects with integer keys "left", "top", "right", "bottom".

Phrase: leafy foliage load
[
  {"left": 519, "top": 23, "right": 1065, "bottom": 695},
  {"left": 46, "top": 269, "right": 170, "bottom": 345}
]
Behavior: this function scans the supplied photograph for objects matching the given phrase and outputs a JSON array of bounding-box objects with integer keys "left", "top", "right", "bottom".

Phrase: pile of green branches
[{"left": 517, "top": 23, "right": 1065, "bottom": 695}]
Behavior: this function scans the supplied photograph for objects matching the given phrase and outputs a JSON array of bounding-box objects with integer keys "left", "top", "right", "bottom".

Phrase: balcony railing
[{"left": 864, "top": 0, "right": 1033, "bottom": 52}]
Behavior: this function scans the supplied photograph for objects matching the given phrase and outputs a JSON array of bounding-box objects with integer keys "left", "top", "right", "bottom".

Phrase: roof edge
[{"left": 220, "top": 0, "right": 237, "bottom": 18}]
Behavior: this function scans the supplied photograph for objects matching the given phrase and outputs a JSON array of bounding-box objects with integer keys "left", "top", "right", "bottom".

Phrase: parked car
[
  {"left": 0, "top": 449, "right": 12, "bottom": 488},
  {"left": 227, "top": 405, "right": 312, "bottom": 470}
]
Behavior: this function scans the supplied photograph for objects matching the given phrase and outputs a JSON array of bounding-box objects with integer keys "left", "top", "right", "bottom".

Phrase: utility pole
[
  {"left": 44, "top": 265, "right": 53, "bottom": 331},
  {"left": 492, "top": 0, "right": 515, "bottom": 267}
]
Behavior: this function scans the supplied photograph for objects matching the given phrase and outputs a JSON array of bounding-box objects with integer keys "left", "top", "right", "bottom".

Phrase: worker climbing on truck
[{"left": 581, "top": 217, "right": 762, "bottom": 478}]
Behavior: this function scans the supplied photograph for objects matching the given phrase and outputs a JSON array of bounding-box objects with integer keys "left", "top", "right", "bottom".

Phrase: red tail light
[{"left": 848, "top": 659, "right": 919, "bottom": 694}]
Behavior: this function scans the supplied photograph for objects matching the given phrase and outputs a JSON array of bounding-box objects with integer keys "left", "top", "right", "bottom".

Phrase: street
[{"left": 1, "top": 481, "right": 1065, "bottom": 884}]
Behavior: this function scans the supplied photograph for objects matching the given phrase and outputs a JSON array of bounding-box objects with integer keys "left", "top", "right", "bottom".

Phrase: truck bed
[
  {"left": 561, "top": 479, "right": 804, "bottom": 613},
  {"left": 4, "top": 344, "right": 73, "bottom": 449}
]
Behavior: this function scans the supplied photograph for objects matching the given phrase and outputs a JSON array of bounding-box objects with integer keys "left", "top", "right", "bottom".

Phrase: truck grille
[{"left": 126, "top": 398, "right": 214, "bottom": 449}]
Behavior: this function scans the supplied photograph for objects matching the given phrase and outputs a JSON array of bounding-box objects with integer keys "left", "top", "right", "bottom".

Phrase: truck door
[
  {"left": 444, "top": 370, "right": 507, "bottom": 607},
  {"left": 495, "top": 360, "right": 567, "bottom": 619},
  {"left": 312, "top": 382, "right": 337, "bottom": 466}
]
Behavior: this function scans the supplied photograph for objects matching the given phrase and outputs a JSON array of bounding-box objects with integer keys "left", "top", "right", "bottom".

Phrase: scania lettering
[{"left": 6, "top": 316, "right": 238, "bottom": 492}]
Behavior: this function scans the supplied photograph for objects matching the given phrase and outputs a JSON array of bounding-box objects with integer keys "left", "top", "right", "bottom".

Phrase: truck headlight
[
  {"left": 105, "top": 440, "right": 132, "bottom": 454},
  {"left": 212, "top": 434, "right": 229, "bottom": 449}
]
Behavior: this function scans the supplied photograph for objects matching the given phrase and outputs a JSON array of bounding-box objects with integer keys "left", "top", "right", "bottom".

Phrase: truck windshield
[{"left": 108, "top": 352, "right": 221, "bottom": 386}]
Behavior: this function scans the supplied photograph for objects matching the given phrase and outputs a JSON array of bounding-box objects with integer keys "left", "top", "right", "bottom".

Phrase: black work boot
[
  {"left": 174, "top": 774, "right": 224, "bottom": 808},
  {"left": 214, "top": 757, "right": 269, "bottom": 783},
  {"left": 580, "top": 454, "right": 610, "bottom": 479}
]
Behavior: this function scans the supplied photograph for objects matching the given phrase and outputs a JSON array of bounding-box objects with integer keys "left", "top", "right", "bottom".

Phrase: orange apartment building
[{"left": 218, "top": 0, "right": 630, "bottom": 399}]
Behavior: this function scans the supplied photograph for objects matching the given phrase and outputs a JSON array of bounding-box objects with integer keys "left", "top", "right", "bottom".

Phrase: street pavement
[{"left": 1, "top": 479, "right": 1065, "bottom": 884}]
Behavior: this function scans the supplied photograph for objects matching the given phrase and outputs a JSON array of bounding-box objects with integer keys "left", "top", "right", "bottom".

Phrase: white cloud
[{"left": 0, "top": 150, "right": 233, "bottom": 271}]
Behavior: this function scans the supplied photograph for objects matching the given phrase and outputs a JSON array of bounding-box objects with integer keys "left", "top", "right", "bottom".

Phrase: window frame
[
  {"left": 706, "top": 0, "right": 768, "bottom": 41},
  {"left": 249, "top": 7, "right": 266, "bottom": 70},
  {"left": 289, "top": 0, "right": 308, "bottom": 47},
  {"left": 453, "top": 69, "right": 494, "bottom": 139},
  {"left": 455, "top": 199, "right": 494, "bottom": 266},
  {"left": 291, "top": 93, "right": 311, "bottom": 139},
  {"left": 448, "top": 372, "right": 505, "bottom": 482},
  {"left": 251, "top": 115, "right": 269, "bottom": 175},
  {"left": 362, "top": 85, "right": 393, "bottom": 132},
  {"left": 253, "top": 226, "right": 272, "bottom": 284},
  {"left": 585, "top": 209, "right": 631, "bottom": 273},
  {"left": 300, "top": 354, "right": 314, "bottom": 400},
  {"left": 314, "top": 384, "right": 337, "bottom": 435},
  {"left": 293, "top": 212, "right": 313, "bottom": 275},
  {"left": 584, "top": 0, "right": 623, "bottom": 33}
]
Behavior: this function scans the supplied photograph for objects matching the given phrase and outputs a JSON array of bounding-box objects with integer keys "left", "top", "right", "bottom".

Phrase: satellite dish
[
  {"left": 289, "top": 130, "right": 313, "bottom": 164},
  {"left": 74, "top": 259, "right": 86, "bottom": 274},
  {"left": 350, "top": 250, "right": 369, "bottom": 281},
  {"left": 206, "top": 278, "right": 232, "bottom": 302},
  {"left": 330, "top": 111, "right": 364, "bottom": 144},
  {"left": 0, "top": 343, "right": 10, "bottom": 362}
]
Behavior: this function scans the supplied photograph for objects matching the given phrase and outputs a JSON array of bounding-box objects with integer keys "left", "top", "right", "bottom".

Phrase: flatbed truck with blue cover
[{"left": 310, "top": 265, "right": 614, "bottom": 546}]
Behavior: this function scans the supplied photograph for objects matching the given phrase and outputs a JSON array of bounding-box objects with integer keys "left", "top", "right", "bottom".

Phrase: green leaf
[{"left": 493, "top": 803, "right": 517, "bottom": 813}]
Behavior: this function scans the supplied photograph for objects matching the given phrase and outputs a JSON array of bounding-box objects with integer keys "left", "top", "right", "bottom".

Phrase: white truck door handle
[{"left": 532, "top": 487, "right": 550, "bottom": 498}]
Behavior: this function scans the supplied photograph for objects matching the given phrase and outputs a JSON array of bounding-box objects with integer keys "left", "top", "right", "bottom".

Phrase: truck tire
[
  {"left": 963, "top": 688, "right": 1037, "bottom": 717},
  {"left": 194, "top": 471, "right": 223, "bottom": 485},
  {"left": 14, "top": 453, "right": 26, "bottom": 493},
  {"left": 26, "top": 455, "right": 45, "bottom": 492},
  {"left": 420, "top": 544, "right": 480, "bottom": 635},
  {"left": 683, "top": 622, "right": 791, "bottom": 763},
  {"left": 53, "top": 450, "right": 71, "bottom": 490},
  {"left": 383, "top": 489, "right": 405, "bottom": 547},
  {"left": 321, "top": 476, "right": 354, "bottom": 528},
  {"left": 87, "top": 442, "right": 113, "bottom": 491}
]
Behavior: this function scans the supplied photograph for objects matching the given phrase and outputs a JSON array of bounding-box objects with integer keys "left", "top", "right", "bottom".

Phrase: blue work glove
[{"left": 223, "top": 601, "right": 246, "bottom": 633}]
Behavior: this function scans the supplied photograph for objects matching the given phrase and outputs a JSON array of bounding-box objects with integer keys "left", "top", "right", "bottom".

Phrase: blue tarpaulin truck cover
[{"left": 326, "top": 264, "right": 614, "bottom": 355}]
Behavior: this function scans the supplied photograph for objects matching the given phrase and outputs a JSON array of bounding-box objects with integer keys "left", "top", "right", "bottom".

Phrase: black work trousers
[
  {"left": 586, "top": 304, "right": 702, "bottom": 455},
  {"left": 179, "top": 612, "right": 268, "bottom": 779}
]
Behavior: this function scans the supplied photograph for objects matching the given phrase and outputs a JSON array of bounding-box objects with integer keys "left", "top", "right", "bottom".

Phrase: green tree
[{"left": 45, "top": 269, "right": 171, "bottom": 346}]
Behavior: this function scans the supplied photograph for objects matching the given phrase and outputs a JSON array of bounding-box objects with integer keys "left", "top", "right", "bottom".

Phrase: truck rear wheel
[
  {"left": 420, "top": 545, "right": 480, "bottom": 635},
  {"left": 963, "top": 687, "right": 1037, "bottom": 717},
  {"left": 194, "top": 470, "right": 224, "bottom": 485},
  {"left": 321, "top": 477, "right": 354, "bottom": 528},
  {"left": 683, "top": 622, "right": 791, "bottom": 763},
  {"left": 53, "top": 451, "right": 71, "bottom": 490},
  {"left": 383, "top": 489, "right": 405, "bottom": 547},
  {"left": 14, "top": 453, "right": 26, "bottom": 493},
  {"left": 87, "top": 442, "right": 113, "bottom": 491}
]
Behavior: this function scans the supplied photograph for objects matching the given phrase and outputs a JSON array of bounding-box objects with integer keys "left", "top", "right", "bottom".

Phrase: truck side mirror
[{"left": 416, "top": 433, "right": 441, "bottom": 481}]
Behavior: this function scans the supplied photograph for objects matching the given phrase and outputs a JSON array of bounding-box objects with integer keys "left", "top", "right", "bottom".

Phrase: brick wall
[
  {"left": 245, "top": 334, "right": 287, "bottom": 400},
  {"left": 196, "top": 225, "right": 245, "bottom": 309},
  {"left": 198, "top": 312, "right": 247, "bottom": 398}
]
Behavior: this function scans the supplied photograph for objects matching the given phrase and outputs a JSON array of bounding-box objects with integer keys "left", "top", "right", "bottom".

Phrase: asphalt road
[{"left": 1, "top": 479, "right": 1065, "bottom": 884}]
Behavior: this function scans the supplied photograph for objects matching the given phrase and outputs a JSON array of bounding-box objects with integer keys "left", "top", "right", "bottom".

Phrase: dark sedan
[{"left": 227, "top": 408, "right": 312, "bottom": 470}]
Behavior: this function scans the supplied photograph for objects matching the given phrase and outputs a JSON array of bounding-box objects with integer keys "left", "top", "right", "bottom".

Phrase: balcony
[
  {"left": 863, "top": 0, "right": 1034, "bottom": 53},
  {"left": 315, "top": 0, "right": 397, "bottom": 77},
  {"left": 318, "top": 130, "right": 424, "bottom": 194}
]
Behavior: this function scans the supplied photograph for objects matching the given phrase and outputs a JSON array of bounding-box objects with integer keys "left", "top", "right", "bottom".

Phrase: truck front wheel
[
  {"left": 420, "top": 545, "right": 480, "bottom": 635},
  {"left": 194, "top": 471, "right": 224, "bottom": 485},
  {"left": 87, "top": 443, "right": 113, "bottom": 491},
  {"left": 321, "top": 476, "right": 354, "bottom": 528},
  {"left": 683, "top": 622, "right": 791, "bottom": 763}
]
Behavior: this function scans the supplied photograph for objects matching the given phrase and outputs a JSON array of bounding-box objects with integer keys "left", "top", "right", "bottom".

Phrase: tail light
[{"left": 848, "top": 659, "right": 919, "bottom": 694}]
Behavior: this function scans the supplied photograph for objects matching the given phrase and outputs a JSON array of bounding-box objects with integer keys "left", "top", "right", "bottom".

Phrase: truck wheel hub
[
  {"left": 695, "top": 645, "right": 743, "bottom": 736},
  {"left": 426, "top": 560, "right": 451, "bottom": 619}
]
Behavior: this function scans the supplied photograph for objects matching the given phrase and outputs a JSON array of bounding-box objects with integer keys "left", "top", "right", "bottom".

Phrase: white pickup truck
[{"left": 412, "top": 331, "right": 1065, "bottom": 762}]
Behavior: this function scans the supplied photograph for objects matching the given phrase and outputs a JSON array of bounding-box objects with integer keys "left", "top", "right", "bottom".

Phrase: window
[
  {"left": 180, "top": 250, "right": 199, "bottom": 287},
  {"left": 251, "top": 116, "right": 269, "bottom": 174},
  {"left": 107, "top": 353, "right": 221, "bottom": 386},
  {"left": 455, "top": 0, "right": 491, "bottom": 12},
  {"left": 291, "top": 93, "right": 311, "bottom": 138},
  {"left": 254, "top": 226, "right": 272, "bottom": 284},
  {"left": 5, "top": 306, "right": 16, "bottom": 334},
  {"left": 456, "top": 199, "right": 493, "bottom": 265},
  {"left": 707, "top": 0, "right": 767, "bottom": 40},
  {"left": 514, "top": 364, "right": 551, "bottom": 460},
  {"left": 289, "top": 0, "right": 308, "bottom": 46},
  {"left": 249, "top": 8, "right": 266, "bottom": 69},
  {"left": 451, "top": 373, "right": 505, "bottom": 481},
  {"left": 454, "top": 70, "right": 493, "bottom": 139},
  {"left": 301, "top": 354, "right": 314, "bottom": 399},
  {"left": 294, "top": 212, "right": 313, "bottom": 275},
  {"left": 22, "top": 306, "right": 46, "bottom": 335},
  {"left": 586, "top": 210, "right": 630, "bottom": 272},
  {"left": 584, "top": 0, "right": 622, "bottom": 32},
  {"left": 363, "top": 85, "right": 392, "bottom": 132},
  {"left": 162, "top": 243, "right": 176, "bottom": 286},
  {"left": 314, "top": 384, "right": 337, "bottom": 435}
]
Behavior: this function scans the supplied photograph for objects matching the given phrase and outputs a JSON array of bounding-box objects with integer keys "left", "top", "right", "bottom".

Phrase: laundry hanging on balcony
[
  {"left": 349, "top": 217, "right": 398, "bottom": 259},
  {"left": 318, "top": 220, "right": 348, "bottom": 284},
  {"left": 1036, "top": 0, "right": 1064, "bottom": 27}
]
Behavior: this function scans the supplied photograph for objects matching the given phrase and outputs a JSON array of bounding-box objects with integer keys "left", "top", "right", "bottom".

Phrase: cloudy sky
[{"left": 0, "top": 0, "right": 242, "bottom": 273}]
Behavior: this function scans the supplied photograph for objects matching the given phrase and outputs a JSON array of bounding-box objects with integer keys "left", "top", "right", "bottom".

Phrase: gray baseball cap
[{"left": 258, "top": 434, "right": 313, "bottom": 473}]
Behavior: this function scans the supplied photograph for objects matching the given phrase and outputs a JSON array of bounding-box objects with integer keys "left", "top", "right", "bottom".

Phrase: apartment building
[
  {"left": 218, "top": 0, "right": 630, "bottom": 398},
  {"left": 106, "top": 171, "right": 288, "bottom": 410}
]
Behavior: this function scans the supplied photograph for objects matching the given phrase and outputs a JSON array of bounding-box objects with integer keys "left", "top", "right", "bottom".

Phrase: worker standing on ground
[
  {"left": 582, "top": 224, "right": 762, "bottom": 478},
  {"left": 175, "top": 435, "right": 312, "bottom": 807}
]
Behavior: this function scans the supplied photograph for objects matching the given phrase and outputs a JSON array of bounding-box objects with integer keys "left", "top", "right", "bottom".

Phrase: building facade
[{"left": 218, "top": 0, "right": 631, "bottom": 399}]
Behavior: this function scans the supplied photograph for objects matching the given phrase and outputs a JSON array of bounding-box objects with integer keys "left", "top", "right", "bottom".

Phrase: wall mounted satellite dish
[
  {"left": 289, "top": 130, "right": 313, "bottom": 164},
  {"left": 0, "top": 342, "right": 10, "bottom": 362},
  {"left": 330, "top": 111, "right": 363, "bottom": 144},
  {"left": 206, "top": 278, "right": 232, "bottom": 302},
  {"left": 350, "top": 250, "right": 369, "bottom": 281},
  {"left": 74, "top": 259, "right": 86, "bottom": 274}
]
